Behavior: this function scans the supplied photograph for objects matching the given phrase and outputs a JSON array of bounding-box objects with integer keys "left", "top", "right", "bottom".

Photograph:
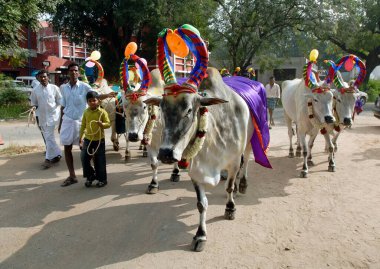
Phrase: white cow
[
  {"left": 145, "top": 26, "right": 271, "bottom": 251},
  {"left": 282, "top": 77, "right": 335, "bottom": 178}
]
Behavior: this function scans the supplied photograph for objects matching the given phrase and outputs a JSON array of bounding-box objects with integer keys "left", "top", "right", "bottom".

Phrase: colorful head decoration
[
  {"left": 120, "top": 44, "right": 152, "bottom": 102},
  {"left": 80, "top": 51, "right": 104, "bottom": 87},
  {"left": 157, "top": 24, "right": 209, "bottom": 96}
]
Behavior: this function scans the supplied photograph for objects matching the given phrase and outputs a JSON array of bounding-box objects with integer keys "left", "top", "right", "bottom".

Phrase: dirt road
[{"left": 0, "top": 107, "right": 379, "bottom": 269}]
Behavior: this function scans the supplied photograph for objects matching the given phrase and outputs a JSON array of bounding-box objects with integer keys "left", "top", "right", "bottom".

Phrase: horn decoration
[
  {"left": 303, "top": 61, "right": 319, "bottom": 89},
  {"left": 157, "top": 24, "right": 209, "bottom": 96},
  {"left": 80, "top": 58, "right": 104, "bottom": 87}
]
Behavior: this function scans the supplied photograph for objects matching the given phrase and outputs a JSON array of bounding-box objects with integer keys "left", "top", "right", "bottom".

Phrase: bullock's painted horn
[
  {"left": 157, "top": 28, "right": 177, "bottom": 86},
  {"left": 80, "top": 59, "right": 104, "bottom": 87},
  {"left": 119, "top": 54, "right": 152, "bottom": 94},
  {"left": 303, "top": 61, "right": 318, "bottom": 89},
  {"left": 334, "top": 55, "right": 366, "bottom": 89}
]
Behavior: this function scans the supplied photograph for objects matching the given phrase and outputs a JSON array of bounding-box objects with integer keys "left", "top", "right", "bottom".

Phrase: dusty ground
[{"left": 0, "top": 107, "right": 379, "bottom": 269}]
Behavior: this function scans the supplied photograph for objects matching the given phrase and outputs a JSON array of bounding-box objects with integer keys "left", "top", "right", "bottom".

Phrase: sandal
[
  {"left": 61, "top": 177, "right": 78, "bottom": 187},
  {"left": 96, "top": 181, "right": 107, "bottom": 188}
]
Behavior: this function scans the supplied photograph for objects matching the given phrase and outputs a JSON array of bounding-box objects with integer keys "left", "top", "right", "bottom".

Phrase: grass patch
[
  {"left": 0, "top": 144, "right": 44, "bottom": 156},
  {"left": 0, "top": 102, "right": 30, "bottom": 120}
]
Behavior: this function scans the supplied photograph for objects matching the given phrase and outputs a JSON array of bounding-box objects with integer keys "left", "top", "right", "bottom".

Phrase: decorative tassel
[{"left": 178, "top": 159, "right": 190, "bottom": 169}]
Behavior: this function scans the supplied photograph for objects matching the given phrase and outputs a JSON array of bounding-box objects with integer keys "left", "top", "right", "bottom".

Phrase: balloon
[
  {"left": 166, "top": 29, "right": 189, "bottom": 58},
  {"left": 181, "top": 24, "right": 201, "bottom": 37},
  {"left": 85, "top": 61, "right": 96, "bottom": 68},
  {"left": 309, "top": 49, "right": 319, "bottom": 62},
  {"left": 124, "top": 42, "right": 138, "bottom": 58},
  {"left": 90, "top": 51, "right": 101, "bottom": 61},
  {"left": 344, "top": 58, "right": 354, "bottom": 71},
  {"left": 135, "top": 58, "right": 147, "bottom": 69}
]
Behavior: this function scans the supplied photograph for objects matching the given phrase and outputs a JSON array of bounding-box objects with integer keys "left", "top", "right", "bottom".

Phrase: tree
[
  {"left": 209, "top": 0, "right": 306, "bottom": 71},
  {"left": 51, "top": 0, "right": 216, "bottom": 81},
  {"left": 301, "top": 0, "right": 380, "bottom": 84},
  {"left": 0, "top": 0, "right": 61, "bottom": 65}
]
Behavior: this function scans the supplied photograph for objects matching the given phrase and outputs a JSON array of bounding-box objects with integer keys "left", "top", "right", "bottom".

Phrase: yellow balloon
[
  {"left": 309, "top": 49, "right": 319, "bottom": 62},
  {"left": 124, "top": 42, "right": 138, "bottom": 59},
  {"left": 166, "top": 29, "right": 189, "bottom": 58},
  {"left": 90, "top": 50, "right": 101, "bottom": 61}
]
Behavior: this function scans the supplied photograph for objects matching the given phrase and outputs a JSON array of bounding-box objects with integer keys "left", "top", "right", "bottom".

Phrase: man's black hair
[
  {"left": 269, "top": 76, "right": 275, "bottom": 80},
  {"left": 37, "top": 69, "right": 49, "bottom": 77},
  {"left": 68, "top": 62, "right": 79, "bottom": 70},
  {"left": 86, "top": 91, "right": 99, "bottom": 101}
]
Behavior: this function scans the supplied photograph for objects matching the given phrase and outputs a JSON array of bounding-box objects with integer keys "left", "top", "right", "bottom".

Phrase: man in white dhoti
[
  {"left": 59, "top": 62, "right": 116, "bottom": 187},
  {"left": 30, "top": 70, "right": 62, "bottom": 169}
]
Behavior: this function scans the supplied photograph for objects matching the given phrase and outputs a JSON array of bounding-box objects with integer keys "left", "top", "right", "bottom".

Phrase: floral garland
[
  {"left": 307, "top": 98, "right": 328, "bottom": 134},
  {"left": 141, "top": 105, "right": 158, "bottom": 145},
  {"left": 178, "top": 107, "right": 208, "bottom": 169}
]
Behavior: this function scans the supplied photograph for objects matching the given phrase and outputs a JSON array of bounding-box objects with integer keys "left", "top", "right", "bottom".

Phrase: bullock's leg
[
  {"left": 139, "top": 141, "right": 143, "bottom": 150},
  {"left": 323, "top": 133, "right": 336, "bottom": 172},
  {"left": 307, "top": 134, "right": 317, "bottom": 167},
  {"left": 237, "top": 146, "right": 251, "bottom": 194},
  {"left": 332, "top": 130, "right": 341, "bottom": 153},
  {"left": 142, "top": 145, "right": 148, "bottom": 157},
  {"left": 125, "top": 135, "right": 131, "bottom": 161},
  {"left": 220, "top": 170, "right": 228, "bottom": 181},
  {"left": 225, "top": 164, "right": 239, "bottom": 220},
  {"left": 299, "top": 133, "right": 309, "bottom": 178},
  {"left": 191, "top": 180, "right": 208, "bottom": 252},
  {"left": 169, "top": 162, "right": 180, "bottom": 182},
  {"left": 111, "top": 122, "right": 120, "bottom": 152},
  {"left": 284, "top": 113, "right": 294, "bottom": 158},
  {"left": 146, "top": 147, "right": 159, "bottom": 194}
]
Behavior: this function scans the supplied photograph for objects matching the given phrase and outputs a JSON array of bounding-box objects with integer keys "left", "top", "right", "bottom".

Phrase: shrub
[
  {"left": 365, "top": 80, "right": 380, "bottom": 102},
  {"left": 0, "top": 88, "right": 28, "bottom": 105}
]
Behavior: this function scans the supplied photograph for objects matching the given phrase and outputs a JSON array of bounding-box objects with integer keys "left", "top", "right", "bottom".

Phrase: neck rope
[
  {"left": 85, "top": 109, "right": 104, "bottom": 156},
  {"left": 178, "top": 107, "right": 208, "bottom": 169}
]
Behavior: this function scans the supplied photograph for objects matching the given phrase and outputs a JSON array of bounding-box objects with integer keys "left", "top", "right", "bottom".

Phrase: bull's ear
[
  {"left": 144, "top": 97, "right": 161, "bottom": 106},
  {"left": 200, "top": 97, "right": 228, "bottom": 106}
]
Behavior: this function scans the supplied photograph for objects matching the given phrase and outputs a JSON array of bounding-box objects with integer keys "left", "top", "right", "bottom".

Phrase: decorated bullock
[
  {"left": 120, "top": 49, "right": 182, "bottom": 192},
  {"left": 145, "top": 24, "right": 271, "bottom": 251},
  {"left": 324, "top": 55, "right": 366, "bottom": 151},
  {"left": 282, "top": 49, "right": 336, "bottom": 178}
]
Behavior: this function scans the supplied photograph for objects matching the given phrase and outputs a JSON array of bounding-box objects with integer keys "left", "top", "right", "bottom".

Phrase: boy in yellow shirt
[{"left": 79, "top": 91, "right": 111, "bottom": 187}]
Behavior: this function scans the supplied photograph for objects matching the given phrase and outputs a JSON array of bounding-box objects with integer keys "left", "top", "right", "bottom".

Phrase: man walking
[{"left": 265, "top": 76, "right": 281, "bottom": 129}]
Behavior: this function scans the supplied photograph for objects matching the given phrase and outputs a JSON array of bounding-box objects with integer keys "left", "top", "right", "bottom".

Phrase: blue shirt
[{"left": 60, "top": 80, "right": 93, "bottom": 120}]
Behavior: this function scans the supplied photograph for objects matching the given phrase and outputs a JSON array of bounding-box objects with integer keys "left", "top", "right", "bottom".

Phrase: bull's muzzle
[
  {"left": 128, "top": 133, "right": 139, "bottom": 142},
  {"left": 324, "top": 115, "right": 334, "bottom": 124},
  {"left": 343, "top": 117, "right": 352, "bottom": 126},
  {"left": 158, "top": 148, "right": 177, "bottom": 164}
]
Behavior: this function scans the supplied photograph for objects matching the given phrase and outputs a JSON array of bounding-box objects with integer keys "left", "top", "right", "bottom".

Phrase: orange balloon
[
  {"left": 124, "top": 42, "right": 138, "bottom": 58},
  {"left": 166, "top": 29, "right": 189, "bottom": 58}
]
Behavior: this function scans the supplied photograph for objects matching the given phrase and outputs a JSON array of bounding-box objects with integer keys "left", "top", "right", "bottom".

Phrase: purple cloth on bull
[
  {"left": 223, "top": 77, "right": 271, "bottom": 168},
  {"left": 177, "top": 76, "right": 271, "bottom": 168}
]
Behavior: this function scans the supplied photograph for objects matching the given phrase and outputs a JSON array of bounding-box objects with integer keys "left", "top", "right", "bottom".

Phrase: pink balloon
[
  {"left": 344, "top": 59, "right": 354, "bottom": 71},
  {"left": 86, "top": 61, "right": 95, "bottom": 68},
  {"left": 135, "top": 58, "right": 147, "bottom": 69}
]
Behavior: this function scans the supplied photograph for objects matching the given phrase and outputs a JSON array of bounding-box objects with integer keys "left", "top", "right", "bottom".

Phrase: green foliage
[
  {"left": 0, "top": 102, "right": 30, "bottom": 119},
  {"left": 365, "top": 80, "right": 380, "bottom": 102},
  {"left": 0, "top": 73, "right": 29, "bottom": 105}
]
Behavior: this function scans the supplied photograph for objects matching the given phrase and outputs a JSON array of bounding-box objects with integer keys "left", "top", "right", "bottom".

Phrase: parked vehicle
[
  {"left": 373, "top": 94, "right": 380, "bottom": 119},
  {"left": 15, "top": 76, "right": 39, "bottom": 88},
  {"left": 0, "top": 80, "right": 33, "bottom": 95}
]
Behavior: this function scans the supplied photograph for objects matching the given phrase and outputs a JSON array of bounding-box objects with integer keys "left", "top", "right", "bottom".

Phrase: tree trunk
[{"left": 363, "top": 46, "right": 380, "bottom": 85}]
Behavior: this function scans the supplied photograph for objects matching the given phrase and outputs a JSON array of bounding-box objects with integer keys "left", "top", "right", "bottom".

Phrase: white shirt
[
  {"left": 60, "top": 80, "right": 93, "bottom": 120},
  {"left": 265, "top": 83, "right": 281, "bottom": 98},
  {"left": 30, "top": 83, "right": 62, "bottom": 127}
]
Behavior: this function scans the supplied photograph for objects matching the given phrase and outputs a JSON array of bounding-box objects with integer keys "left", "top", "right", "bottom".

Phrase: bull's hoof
[
  {"left": 191, "top": 237, "right": 206, "bottom": 252},
  {"left": 146, "top": 185, "right": 159, "bottom": 194},
  {"left": 328, "top": 166, "right": 336, "bottom": 172},
  {"left": 142, "top": 151, "right": 148, "bottom": 157},
  {"left": 224, "top": 208, "right": 236, "bottom": 220},
  {"left": 300, "top": 171, "right": 308, "bottom": 178},
  {"left": 296, "top": 151, "right": 301, "bottom": 158},
  {"left": 288, "top": 152, "right": 295, "bottom": 158},
  {"left": 125, "top": 155, "right": 131, "bottom": 162},
  {"left": 113, "top": 145, "right": 119, "bottom": 151},
  {"left": 170, "top": 174, "right": 180, "bottom": 182},
  {"left": 220, "top": 175, "right": 227, "bottom": 181},
  {"left": 239, "top": 183, "right": 248, "bottom": 194},
  {"left": 307, "top": 160, "right": 315, "bottom": 166},
  {"left": 139, "top": 145, "right": 143, "bottom": 150},
  {"left": 334, "top": 147, "right": 338, "bottom": 153}
]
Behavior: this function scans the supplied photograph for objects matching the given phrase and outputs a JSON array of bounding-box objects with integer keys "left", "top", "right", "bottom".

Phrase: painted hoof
[
  {"left": 307, "top": 160, "right": 315, "bottom": 166},
  {"left": 288, "top": 152, "right": 295, "bottom": 158},
  {"left": 146, "top": 185, "right": 159, "bottom": 194},
  {"left": 224, "top": 208, "right": 236, "bottom": 220},
  {"left": 142, "top": 151, "right": 148, "bottom": 157},
  {"left": 328, "top": 166, "right": 336, "bottom": 172},
  {"left": 191, "top": 237, "right": 206, "bottom": 252},
  {"left": 296, "top": 151, "right": 301, "bottom": 158},
  {"left": 300, "top": 171, "right": 308, "bottom": 178},
  {"left": 239, "top": 183, "right": 247, "bottom": 194},
  {"left": 170, "top": 174, "right": 180, "bottom": 182}
]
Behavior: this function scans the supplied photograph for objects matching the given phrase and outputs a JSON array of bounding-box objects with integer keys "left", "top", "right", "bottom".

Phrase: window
[{"left": 273, "top": 69, "right": 296, "bottom": 81}]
